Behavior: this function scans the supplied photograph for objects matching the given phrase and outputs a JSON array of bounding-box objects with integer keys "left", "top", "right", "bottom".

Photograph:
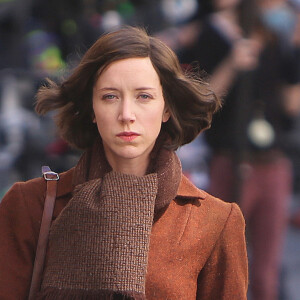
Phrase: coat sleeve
[
  {"left": 196, "top": 203, "right": 248, "bottom": 300},
  {"left": 0, "top": 182, "right": 43, "bottom": 300}
]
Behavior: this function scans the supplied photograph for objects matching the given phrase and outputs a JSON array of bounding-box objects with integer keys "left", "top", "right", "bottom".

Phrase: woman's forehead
[{"left": 94, "top": 57, "right": 161, "bottom": 89}]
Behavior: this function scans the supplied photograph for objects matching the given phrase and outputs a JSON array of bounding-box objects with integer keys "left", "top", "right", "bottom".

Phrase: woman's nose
[{"left": 118, "top": 99, "right": 136, "bottom": 123}]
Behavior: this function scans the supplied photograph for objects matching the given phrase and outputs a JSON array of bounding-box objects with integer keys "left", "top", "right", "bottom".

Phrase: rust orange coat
[{"left": 0, "top": 168, "right": 248, "bottom": 299}]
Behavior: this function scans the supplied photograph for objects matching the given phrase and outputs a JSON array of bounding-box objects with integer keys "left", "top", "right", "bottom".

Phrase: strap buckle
[
  {"left": 42, "top": 166, "right": 59, "bottom": 181},
  {"left": 43, "top": 171, "right": 60, "bottom": 181}
]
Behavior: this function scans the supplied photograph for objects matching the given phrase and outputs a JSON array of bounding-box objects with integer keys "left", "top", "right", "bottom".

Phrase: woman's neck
[
  {"left": 104, "top": 152, "right": 150, "bottom": 177},
  {"left": 114, "top": 159, "right": 148, "bottom": 177}
]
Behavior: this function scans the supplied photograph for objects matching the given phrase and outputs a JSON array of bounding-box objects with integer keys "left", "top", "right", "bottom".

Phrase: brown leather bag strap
[{"left": 28, "top": 166, "right": 59, "bottom": 300}]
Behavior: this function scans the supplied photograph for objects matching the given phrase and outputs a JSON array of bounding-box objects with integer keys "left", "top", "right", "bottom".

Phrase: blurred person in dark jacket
[{"left": 179, "top": 0, "right": 300, "bottom": 299}]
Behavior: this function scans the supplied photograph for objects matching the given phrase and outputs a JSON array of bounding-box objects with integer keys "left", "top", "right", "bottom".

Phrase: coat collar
[
  {"left": 176, "top": 174, "right": 206, "bottom": 199},
  {"left": 55, "top": 168, "right": 74, "bottom": 198},
  {"left": 56, "top": 168, "right": 206, "bottom": 200}
]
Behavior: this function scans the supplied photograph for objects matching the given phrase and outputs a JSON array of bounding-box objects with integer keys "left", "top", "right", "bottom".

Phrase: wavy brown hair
[{"left": 35, "top": 26, "right": 221, "bottom": 150}]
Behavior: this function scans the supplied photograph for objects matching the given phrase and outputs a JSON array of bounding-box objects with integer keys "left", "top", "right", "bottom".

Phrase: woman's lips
[{"left": 116, "top": 132, "right": 140, "bottom": 142}]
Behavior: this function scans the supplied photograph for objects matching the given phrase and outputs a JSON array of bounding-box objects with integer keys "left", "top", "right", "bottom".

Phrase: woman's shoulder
[
  {"left": 201, "top": 191, "right": 245, "bottom": 230},
  {"left": 0, "top": 167, "right": 74, "bottom": 211},
  {"left": 177, "top": 174, "right": 245, "bottom": 229}
]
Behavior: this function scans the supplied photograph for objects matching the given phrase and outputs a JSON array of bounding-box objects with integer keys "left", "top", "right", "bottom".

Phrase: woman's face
[{"left": 92, "top": 57, "right": 170, "bottom": 169}]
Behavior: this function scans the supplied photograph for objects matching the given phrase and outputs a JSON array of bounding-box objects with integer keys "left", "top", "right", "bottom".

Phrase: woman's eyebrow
[
  {"left": 135, "top": 87, "right": 156, "bottom": 91},
  {"left": 97, "top": 87, "right": 119, "bottom": 92},
  {"left": 96, "top": 87, "right": 156, "bottom": 92}
]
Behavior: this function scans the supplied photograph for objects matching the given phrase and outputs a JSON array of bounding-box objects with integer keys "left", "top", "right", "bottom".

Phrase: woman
[{"left": 0, "top": 26, "right": 248, "bottom": 299}]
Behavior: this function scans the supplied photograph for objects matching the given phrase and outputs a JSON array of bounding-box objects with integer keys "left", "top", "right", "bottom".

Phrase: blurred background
[{"left": 0, "top": 0, "right": 300, "bottom": 299}]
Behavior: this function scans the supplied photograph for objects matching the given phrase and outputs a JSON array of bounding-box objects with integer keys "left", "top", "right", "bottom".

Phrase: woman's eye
[
  {"left": 138, "top": 94, "right": 152, "bottom": 100},
  {"left": 102, "top": 94, "right": 116, "bottom": 100}
]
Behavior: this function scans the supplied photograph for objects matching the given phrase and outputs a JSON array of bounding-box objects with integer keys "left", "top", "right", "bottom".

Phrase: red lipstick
[{"left": 116, "top": 132, "right": 140, "bottom": 142}]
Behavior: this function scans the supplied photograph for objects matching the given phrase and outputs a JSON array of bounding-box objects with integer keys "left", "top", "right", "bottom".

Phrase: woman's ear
[
  {"left": 162, "top": 108, "right": 170, "bottom": 123},
  {"left": 92, "top": 112, "right": 96, "bottom": 123}
]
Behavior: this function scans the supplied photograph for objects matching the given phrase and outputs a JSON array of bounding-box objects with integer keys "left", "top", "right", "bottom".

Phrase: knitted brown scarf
[{"left": 37, "top": 138, "right": 181, "bottom": 299}]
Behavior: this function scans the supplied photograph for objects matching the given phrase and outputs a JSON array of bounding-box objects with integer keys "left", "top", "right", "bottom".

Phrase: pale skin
[{"left": 92, "top": 57, "right": 170, "bottom": 177}]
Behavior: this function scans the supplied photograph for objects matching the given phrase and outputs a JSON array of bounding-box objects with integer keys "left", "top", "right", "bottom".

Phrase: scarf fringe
[{"left": 36, "top": 287, "right": 145, "bottom": 300}]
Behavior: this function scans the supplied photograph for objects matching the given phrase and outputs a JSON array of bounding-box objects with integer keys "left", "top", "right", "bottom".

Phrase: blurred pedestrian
[{"left": 179, "top": 0, "right": 300, "bottom": 299}]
